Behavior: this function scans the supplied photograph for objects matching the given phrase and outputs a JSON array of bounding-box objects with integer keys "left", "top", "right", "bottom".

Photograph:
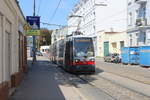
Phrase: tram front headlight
[
  {"left": 75, "top": 59, "right": 80, "bottom": 63},
  {"left": 90, "top": 58, "right": 95, "bottom": 61}
]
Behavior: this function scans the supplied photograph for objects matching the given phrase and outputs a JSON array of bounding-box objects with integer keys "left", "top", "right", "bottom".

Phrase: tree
[{"left": 36, "top": 28, "right": 53, "bottom": 50}]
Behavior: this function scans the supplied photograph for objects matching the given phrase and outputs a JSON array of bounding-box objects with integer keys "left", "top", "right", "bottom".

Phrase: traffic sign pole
[
  {"left": 33, "top": 0, "right": 36, "bottom": 63},
  {"left": 26, "top": 0, "right": 40, "bottom": 63}
]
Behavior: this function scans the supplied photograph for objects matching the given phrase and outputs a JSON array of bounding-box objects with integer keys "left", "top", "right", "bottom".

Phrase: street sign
[
  {"left": 26, "top": 16, "right": 40, "bottom": 36},
  {"left": 26, "top": 16, "right": 40, "bottom": 29},
  {"left": 26, "top": 30, "right": 40, "bottom": 36}
]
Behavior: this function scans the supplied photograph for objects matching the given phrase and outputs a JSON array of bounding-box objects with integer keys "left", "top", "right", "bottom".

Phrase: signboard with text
[
  {"left": 26, "top": 16, "right": 40, "bottom": 36},
  {"left": 26, "top": 30, "right": 40, "bottom": 36},
  {"left": 26, "top": 16, "right": 40, "bottom": 29}
]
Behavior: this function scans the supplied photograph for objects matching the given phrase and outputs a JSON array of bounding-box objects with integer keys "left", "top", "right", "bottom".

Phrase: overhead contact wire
[{"left": 49, "top": 0, "right": 62, "bottom": 24}]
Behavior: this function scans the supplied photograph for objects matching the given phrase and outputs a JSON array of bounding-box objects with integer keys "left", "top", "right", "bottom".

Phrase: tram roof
[{"left": 67, "top": 35, "right": 93, "bottom": 38}]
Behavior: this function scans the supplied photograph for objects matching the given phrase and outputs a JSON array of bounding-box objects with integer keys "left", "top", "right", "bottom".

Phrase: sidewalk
[
  {"left": 96, "top": 58, "right": 150, "bottom": 85},
  {"left": 10, "top": 57, "right": 85, "bottom": 100}
]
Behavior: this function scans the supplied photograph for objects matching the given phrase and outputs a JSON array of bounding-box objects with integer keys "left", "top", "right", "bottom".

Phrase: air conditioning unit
[{"left": 136, "top": 18, "right": 147, "bottom": 26}]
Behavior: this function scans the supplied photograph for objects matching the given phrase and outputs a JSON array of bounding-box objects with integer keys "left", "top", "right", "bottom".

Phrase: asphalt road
[
  {"left": 10, "top": 57, "right": 115, "bottom": 100},
  {"left": 11, "top": 56, "right": 150, "bottom": 100},
  {"left": 52, "top": 60, "right": 150, "bottom": 100},
  {"left": 54, "top": 65, "right": 115, "bottom": 100},
  {"left": 95, "top": 58, "right": 150, "bottom": 84}
]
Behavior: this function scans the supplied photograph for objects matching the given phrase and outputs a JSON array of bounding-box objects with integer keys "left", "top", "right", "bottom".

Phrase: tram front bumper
[{"left": 71, "top": 65, "right": 95, "bottom": 72}]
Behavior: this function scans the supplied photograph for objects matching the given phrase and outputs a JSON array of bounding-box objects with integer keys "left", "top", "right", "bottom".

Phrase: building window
[
  {"left": 130, "top": 39, "right": 133, "bottom": 46},
  {"left": 120, "top": 41, "right": 124, "bottom": 48},
  {"left": 136, "top": 33, "right": 139, "bottom": 46},
  {"left": 93, "top": 25, "right": 95, "bottom": 30},
  {"left": 139, "top": 31, "right": 146, "bottom": 45},
  {"left": 93, "top": 12, "right": 95, "bottom": 15},
  {"left": 143, "top": 32, "right": 146, "bottom": 44},
  {"left": 135, "top": 10, "right": 138, "bottom": 19},
  {"left": 128, "top": 12, "right": 132, "bottom": 25},
  {"left": 130, "top": 34, "right": 132, "bottom": 46},
  {"left": 112, "top": 42, "right": 117, "bottom": 53},
  {"left": 138, "top": 3, "right": 146, "bottom": 18}
]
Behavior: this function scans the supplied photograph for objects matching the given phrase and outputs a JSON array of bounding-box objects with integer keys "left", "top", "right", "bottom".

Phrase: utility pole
[
  {"left": 69, "top": 15, "right": 83, "bottom": 35},
  {"left": 33, "top": 0, "right": 36, "bottom": 63}
]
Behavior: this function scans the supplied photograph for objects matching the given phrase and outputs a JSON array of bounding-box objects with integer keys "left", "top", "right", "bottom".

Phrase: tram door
[{"left": 65, "top": 41, "right": 73, "bottom": 68}]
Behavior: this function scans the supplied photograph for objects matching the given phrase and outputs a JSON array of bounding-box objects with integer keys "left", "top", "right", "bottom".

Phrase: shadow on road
[
  {"left": 49, "top": 61, "right": 104, "bottom": 89},
  {"left": 11, "top": 57, "right": 105, "bottom": 100},
  {"left": 10, "top": 59, "right": 66, "bottom": 100}
]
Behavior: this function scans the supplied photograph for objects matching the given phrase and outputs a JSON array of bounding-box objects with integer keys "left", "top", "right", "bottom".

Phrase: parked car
[
  {"left": 104, "top": 53, "right": 121, "bottom": 63},
  {"left": 36, "top": 51, "right": 43, "bottom": 56}
]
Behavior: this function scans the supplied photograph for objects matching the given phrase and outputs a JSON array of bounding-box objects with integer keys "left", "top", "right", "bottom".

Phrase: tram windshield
[{"left": 74, "top": 38, "right": 94, "bottom": 57}]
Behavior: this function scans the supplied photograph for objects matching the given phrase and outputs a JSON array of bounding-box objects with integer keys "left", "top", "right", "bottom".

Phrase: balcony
[
  {"left": 135, "top": 18, "right": 147, "bottom": 26},
  {"left": 135, "top": 0, "right": 147, "bottom": 4}
]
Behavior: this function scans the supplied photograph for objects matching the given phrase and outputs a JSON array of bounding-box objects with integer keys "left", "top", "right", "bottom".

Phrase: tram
[{"left": 49, "top": 35, "right": 95, "bottom": 73}]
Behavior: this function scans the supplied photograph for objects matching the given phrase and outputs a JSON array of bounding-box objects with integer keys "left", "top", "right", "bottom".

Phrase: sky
[{"left": 19, "top": 0, "right": 79, "bottom": 30}]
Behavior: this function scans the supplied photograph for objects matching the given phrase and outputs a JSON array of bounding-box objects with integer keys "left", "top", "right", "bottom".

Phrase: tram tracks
[
  {"left": 95, "top": 72, "right": 150, "bottom": 98},
  {"left": 75, "top": 75, "right": 118, "bottom": 100},
  {"left": 95, "top": 61, "right": 150, "bottom": 85},
  {"left": 78, "top": 74, "right": 150, "bottom": 100},
  {"left": 54, "top": 66, "right": 116, "bottom": 100},
  {"left": 54, "top": 65, "right": 150, "bottom": 100}
]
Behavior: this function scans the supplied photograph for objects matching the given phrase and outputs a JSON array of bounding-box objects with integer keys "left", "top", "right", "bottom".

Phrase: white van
[{"left": 40, "top": 46, "right": 49, "bottom": 55}]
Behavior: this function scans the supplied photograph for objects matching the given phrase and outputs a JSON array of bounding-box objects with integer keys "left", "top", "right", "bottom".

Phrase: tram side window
[
  {"left": 59, "top": 43, "right": 64, "bottom": 57},
  {"left": 69, "top": 41, "right": 73, "bottom": 61},
  {"left": 66, "top": 42, "right": 70, "bottom": 57},
  {"left": 65, "top": 42, "right": 70, "bottom": 64}
]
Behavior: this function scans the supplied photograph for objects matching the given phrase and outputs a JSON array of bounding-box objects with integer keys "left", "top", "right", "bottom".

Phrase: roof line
[{"left": 15, "top": 0, "right": 26, "bottom": 22}]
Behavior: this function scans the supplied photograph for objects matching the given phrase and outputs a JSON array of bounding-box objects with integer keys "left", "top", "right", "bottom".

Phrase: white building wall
[
  {"left": 51, "top": 27, "right": 68, "bottom": 44},
  {"left": 68, "top": 0, "right": 127, "bottom": 35},
  {"left": 68, "top": 0, "right": 128, "bottom": 56},
  {"left": 147, "top": 0, "right": 150, "bottom": 25},
  {"left": 95, "top": 0, "right": 127, "bottom": 32},
  {"left": 127, "top": 1, "right": 139, "bottom": 29},
  {"left": 127, "top": 0, "right": 150, "bottom": 47},
  {"left": 144, "top": 0, "right": 150, "bottom": 45},
  {"left": 0, "top": 0, "right": 25, "bottom": 83},
  {"left": 0, "top": 13, "right": 3, "bottom": 83},
  {"left": 68, "top": 0, "right": 96, "bottom": 36},
  {"left": 0, "top": 0, "right": 16, "bottom": 82}
]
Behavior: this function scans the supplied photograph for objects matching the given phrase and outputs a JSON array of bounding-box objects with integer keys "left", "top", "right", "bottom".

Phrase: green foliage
[{"left": 37, "top": 28, "right": 53, "bottom": 47}]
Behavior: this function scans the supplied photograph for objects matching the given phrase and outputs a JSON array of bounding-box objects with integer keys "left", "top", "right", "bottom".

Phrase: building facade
[
  {"left": 68, "top": 0, "right": 127, "bottom": 56},
  {"left": 127, "top": 0, "right": 150, "bottom": 46},
  {"left": 51, "top": 27, "right": 68, "bottom": 44},
  {"left": 97, "top": 31, "right": 128, "bottom": 57},
  {"left": 0, "top": 0, "right": 27, "bottom": 99},
  {"left": 68, "top": 0, "right": 96, "bottom": 36},
  {"left": 68, "top": 0, "right": 127, "bottom": 35}
]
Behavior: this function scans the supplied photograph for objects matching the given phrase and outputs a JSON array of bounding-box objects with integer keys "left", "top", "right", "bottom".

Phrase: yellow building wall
[{"left": 97, "top": 31, "right": 128, "bottom": 57}]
